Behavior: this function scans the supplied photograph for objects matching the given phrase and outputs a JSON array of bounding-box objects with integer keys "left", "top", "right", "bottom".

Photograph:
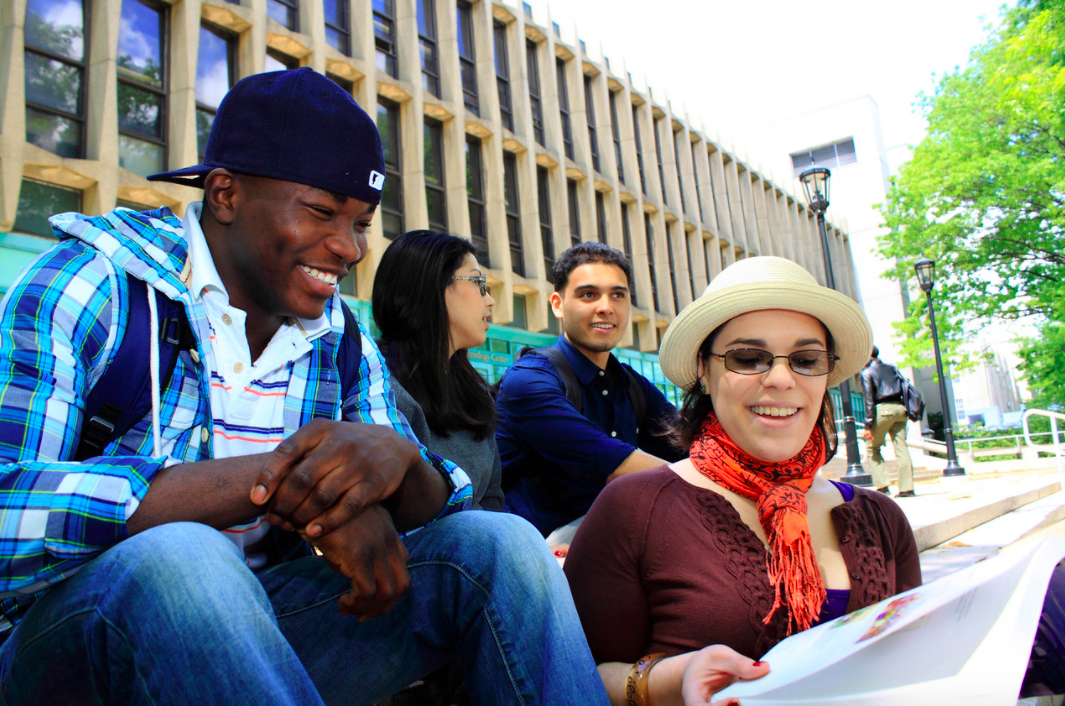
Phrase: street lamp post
[
  {"left": 799, "top": 166, "right": 872, "bottom": 486},
  {"left": 913, "top": 257, "right": 966, "bottom": 477}
]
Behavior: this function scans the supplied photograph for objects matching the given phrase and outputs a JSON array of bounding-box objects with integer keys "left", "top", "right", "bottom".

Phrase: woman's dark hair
[
  {"left": 372, "top": 230, "right": 495, "bottom": 441},
  {"left": 671, "top": 321, "right": 839, "bottom": 461}
]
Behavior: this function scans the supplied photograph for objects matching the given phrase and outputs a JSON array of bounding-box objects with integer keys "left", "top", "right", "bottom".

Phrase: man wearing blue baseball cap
[{"left": 0, "top": 69, "right": 607, "bottom": 705}]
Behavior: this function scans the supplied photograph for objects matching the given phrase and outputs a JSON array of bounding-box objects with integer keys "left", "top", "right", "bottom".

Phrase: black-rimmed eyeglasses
[
  {"left": 452, "top": 275, "right": 489, "bottom": 296},
  {"left": 709, "top": 349, "right": 839, "bottom": 377}
]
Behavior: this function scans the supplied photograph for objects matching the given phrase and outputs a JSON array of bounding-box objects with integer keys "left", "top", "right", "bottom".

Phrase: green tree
[{"left": 877, "top": 0, "right": 1065, "bottom": 407}]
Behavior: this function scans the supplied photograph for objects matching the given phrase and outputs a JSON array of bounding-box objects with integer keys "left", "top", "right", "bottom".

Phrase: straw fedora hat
[{"left": 659, "top": 256, "right": 873, "bottom": 391}]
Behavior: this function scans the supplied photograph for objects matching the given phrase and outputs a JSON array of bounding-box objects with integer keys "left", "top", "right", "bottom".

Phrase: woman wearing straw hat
[{"left": 564, "top": 256, "right": 921, "bottom": 705}]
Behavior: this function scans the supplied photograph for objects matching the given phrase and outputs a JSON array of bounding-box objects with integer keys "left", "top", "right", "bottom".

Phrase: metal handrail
[{"left": 1023, "top": 409, "right": 1065, "bottom": 491}]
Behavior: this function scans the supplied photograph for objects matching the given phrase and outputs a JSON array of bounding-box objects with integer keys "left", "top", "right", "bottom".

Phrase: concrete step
[{"left": 918, "top": 486, "right": 1065, "bottom": 583}]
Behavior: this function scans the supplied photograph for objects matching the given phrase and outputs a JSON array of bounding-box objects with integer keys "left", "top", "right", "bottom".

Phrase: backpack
[
  {"left": 899, "top": 375, "right": 925, "bottom": 423},
  {"left": 506, "top": 346, "right": 648, "bottom": 427},
  {"left": 75, "top": 273, "right": 363, "bottom": 460}
]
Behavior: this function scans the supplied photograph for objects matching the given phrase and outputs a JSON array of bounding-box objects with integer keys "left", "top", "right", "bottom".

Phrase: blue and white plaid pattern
[{"left": 0, "top": 207, "right": 472, "bottom": 627}]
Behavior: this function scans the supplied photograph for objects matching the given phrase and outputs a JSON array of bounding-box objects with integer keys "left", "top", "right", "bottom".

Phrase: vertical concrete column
[
  {"left": 443, "top": 115, "right": 470, "bottom": 235},
  {"left": 242, "top": 0, "right": 268, "bottom": 74},
  {"left": 722, "top": 158, "right": 747, "bottom": 254},
  {"left": 707, "top": 147, "right": 732, "bottom": 245},
  {"left": 658, "top": 112, "right": 681, "bottom": 218},
  {"left": 170, "top": 0, "right": 203, "bottom": 175},
  {"left": 394, "top": 0, "right": 416, "bottom": 85},
  {"left": 677, "top": 127, "right": 699, "bottom": 230},
  {"left": 705, "top": 233, "right": 722, "bottom": 279},
  {"left": 691, "top": 138, "right": 717, "bottom": 239},
  {"left": 302, "top": 0, "right": 327, "bottom": 73},
  {"left": 761, "top": 183, "right": 783, "bottom": 258},
  {"left": 0, "top": 0, "right": 27, "bottom": 229}
]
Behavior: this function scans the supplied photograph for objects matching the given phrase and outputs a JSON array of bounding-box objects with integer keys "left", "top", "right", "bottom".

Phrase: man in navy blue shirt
[{"left": 496, "top": 243, "right": 682, "bottom": 536}]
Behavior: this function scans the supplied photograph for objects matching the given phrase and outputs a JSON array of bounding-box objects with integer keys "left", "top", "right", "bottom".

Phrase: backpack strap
[
  {"left": 76, "top": 274, "right": 193, "bottom": 461},
  {"left": 528, "top": 346, "right": 582, "bottom": 414},
  {"left": 336, "top": 300, "right": 364, "bottom": 398},
  {"left": 622, "top": 367, "right": 648, "bottom": 431}
]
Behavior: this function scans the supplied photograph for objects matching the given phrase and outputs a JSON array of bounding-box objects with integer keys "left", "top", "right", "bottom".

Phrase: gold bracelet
[{"left": 625, "top": 652, "right": 667, "bottom": 706}]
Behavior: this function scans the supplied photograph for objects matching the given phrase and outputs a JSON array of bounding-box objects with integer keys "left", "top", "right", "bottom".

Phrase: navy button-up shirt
[{"left": 496, "top": 336, "right": 680, "bottom": 535}]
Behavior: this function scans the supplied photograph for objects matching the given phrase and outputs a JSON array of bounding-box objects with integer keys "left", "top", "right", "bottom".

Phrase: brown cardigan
[{"left": 563, "top": 465, "right": 922, "bottom": 662}]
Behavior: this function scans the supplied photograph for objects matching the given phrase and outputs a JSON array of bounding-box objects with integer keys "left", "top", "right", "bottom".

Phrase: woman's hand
[{"left": 681, "top": 645, "right": 769, "bottom": 706}]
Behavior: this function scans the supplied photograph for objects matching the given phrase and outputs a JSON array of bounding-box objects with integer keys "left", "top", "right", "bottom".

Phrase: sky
[{"left": 546, "top": 0, "right": 1010, "bottom": 160}]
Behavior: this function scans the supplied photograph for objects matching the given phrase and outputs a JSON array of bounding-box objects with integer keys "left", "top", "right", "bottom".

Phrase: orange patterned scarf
[{"left": 689, "top": 413, "right": 827, "bottom": 634}]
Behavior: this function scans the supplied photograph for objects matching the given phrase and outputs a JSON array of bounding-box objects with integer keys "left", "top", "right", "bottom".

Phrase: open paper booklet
[{"left": 716, "top": 535, "right": 1065, "bottom": 705}]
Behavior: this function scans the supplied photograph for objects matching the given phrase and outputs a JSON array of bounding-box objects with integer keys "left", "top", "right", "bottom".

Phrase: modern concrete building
[{"left": 1, "top": 0, "right": 860, "bottom": 394}]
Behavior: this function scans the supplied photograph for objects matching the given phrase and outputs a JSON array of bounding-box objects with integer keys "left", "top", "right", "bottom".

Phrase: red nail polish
[
  {"left": 752, "top": 661, "right": 762, "bottom": 666},
  {"left": 554, "top": 549, "right": 565, "bottom": 557}
]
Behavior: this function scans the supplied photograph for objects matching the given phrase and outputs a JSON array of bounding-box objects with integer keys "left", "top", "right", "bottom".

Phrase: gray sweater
[{"left": 391, "top": 379, "right": 504, "bottom": 511}]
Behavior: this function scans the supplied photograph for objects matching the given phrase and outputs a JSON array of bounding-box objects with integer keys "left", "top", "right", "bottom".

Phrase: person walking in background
[{"left": 860, "top": 346, "right": 916, "bottom": 497}]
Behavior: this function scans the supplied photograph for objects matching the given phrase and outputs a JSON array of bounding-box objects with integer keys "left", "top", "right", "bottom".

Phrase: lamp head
[
  {"left": 799, "top": 165, "right": 831, "bottom": 215},
  {"left": 914, "top": 257, "right": 935, "bottom": 293}
]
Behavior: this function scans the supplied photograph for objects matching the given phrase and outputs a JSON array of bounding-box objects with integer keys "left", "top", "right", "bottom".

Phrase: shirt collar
[
  {"left": 556, "top": 335, "right": 626, "bottom": 386},
  {"left": 181, "top": 201, "right": 332, "bottom": 341}
]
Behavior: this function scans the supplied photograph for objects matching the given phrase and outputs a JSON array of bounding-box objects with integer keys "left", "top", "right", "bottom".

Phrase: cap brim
[{"left": 146, "top": 164, "right": 213, "bottom": 188}]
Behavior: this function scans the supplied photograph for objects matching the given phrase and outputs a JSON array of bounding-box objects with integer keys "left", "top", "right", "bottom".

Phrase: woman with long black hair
[{"left": 372, "top": 230, "right": 503, "bottom": 510}]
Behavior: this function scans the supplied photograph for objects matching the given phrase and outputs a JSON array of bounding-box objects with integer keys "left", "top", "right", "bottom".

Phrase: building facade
[{"left": 1, "top": 0, "right": 859, "bottom": 395}]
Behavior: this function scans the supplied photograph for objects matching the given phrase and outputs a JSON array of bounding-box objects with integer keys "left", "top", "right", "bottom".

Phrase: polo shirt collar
[{"left": 556, "top": 335, "right": 627, "bottom": 387}]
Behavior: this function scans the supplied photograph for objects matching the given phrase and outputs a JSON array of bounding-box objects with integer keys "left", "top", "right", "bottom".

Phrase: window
[
  {"left": 266, "top": 50, "right": 297, "bottom": 71},
  {"left": 595, "top": 191, "right": 607, "bottom": 244},
  {"left": 632, "top": 104, "right": 646, "bottom": 194},
  {"left": 621, "top": 204, "right": 636, "bottom": 306},
  {"left": 790, "top": 138, "right": 856, "bottom": 176},
  {"left": 522, "top": 1, "right": 532, "bottom": 20},
  {"left": 567, "top": 179, "right": 580, "bottom": 247},
  {"left": 653, "top": 118, "right": 667, "bottom": 205},
  {"left": 24, "top": 0, "right": 88, "bottom": 158},
  {"left": 267, "top": 0, "right": 298, "bottom": 31},
  {"left": 417, "top": 0, "right": 439, "bottom": 96},
  {"left": 667, "top": 225, "right": 678, "bottom": 313},
  {"left": 324, "top": 0, "right": 350, "bottom": 56},
  {"left": 609, "top": 91, "right": 624, "bottom": 184},
  {"left": 424, "top": 119, "right": 447, "bottom": 231},
  {"left": 374, "top": 0, "right": 397, "bottom": 78},
  {"left": 557, "top": 59, "right": 573, "bottom": 160},
  {"left": 503, "top": 152, "right": 523, "bottom": 276},
  {"left": 13, "top": 179, "right": 80, "bottom": 238},
  {"left": 645, "top": 214, "right": 659, "bottom": 312},
  {"left": 526, "top": 40, "right": 544, "bottom": 146},
  {"left": 584, "top": 76, "right": 600, "bottom": 173},
  {"left": 674, "top": 129, "right": 686, "bottom": 213},
  {"left": 493, "top": 21, "right": 512, "bottom": 131},
  {"left": 466, "top": 136, "right": 489, "bottom": 263},
  {"left": 377, "top": 99, "right": 403, "bottom": 239},
  {"left": 537, "top": 166, "right": 554, "bottom": 275},
  {"left": 511, "top": 295, "right": 528, "bottom": 329},
  {"left": 196, "top": 24, "right": 236, "bottom": 161},
  {"left": 117, "top": 0, "right": 168, "bottom": 177},
  {"left": 457, "top": 1, "right": 478, "bottom": 115}
]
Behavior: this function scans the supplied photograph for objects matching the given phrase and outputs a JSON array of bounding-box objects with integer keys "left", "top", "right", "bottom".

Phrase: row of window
[{"left": 26, "top": 0, "right": 708, "bottom": 227}]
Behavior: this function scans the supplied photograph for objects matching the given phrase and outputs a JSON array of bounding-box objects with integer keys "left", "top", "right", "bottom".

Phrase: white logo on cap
[{"left": 369, "top": 171, "right": 385, "bottom": 190}]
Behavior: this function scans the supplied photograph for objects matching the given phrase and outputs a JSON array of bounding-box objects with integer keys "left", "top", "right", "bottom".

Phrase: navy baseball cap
[{"left": 148, "top": 68, "right": 386, "bottom": 205}]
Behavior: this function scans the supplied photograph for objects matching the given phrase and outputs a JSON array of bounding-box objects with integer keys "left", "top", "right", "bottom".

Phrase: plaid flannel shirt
[{"left": 0, "top": 207, "right": 472, "bottom": 628}]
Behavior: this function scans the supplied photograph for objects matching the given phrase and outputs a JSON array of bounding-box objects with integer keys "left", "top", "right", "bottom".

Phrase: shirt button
[
  {"left": 189, "top": 349, "right": 201, "bottom": 364},
  {"left": 841, "top": 536, "right": 850, "bottom": 544},
  {"left": 234, "top": 362, "right": 244, "bottom": 373},
  {"left": 598, "top": 370, "right": 605, "bottom": 376},
  {"left": 201, "top": 428, "right": 209, "bottom": 443},
  {"left": 851, "top": 572, "right": 861, "bottom": 581},
  {"left": 222, "top": 313, "right": 233, "bottom": 325},
  {"left": 611, "top": 431, "right": 617, "bottom": 437},
  {"left": 601, "top": 389, "right": 609, "bottom": 396}
]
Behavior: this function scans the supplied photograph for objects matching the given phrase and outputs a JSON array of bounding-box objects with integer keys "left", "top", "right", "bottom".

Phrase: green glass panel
[
  {"left": 25, "top": 0, "right": 85, "bottom": 60},
  {"left": 118, "top": 135, "right": 165, "bottom": 177},
  {"left": 25, "top": 107, "right": 80, "bottom": 158},
  {"left": 13, "top": 179, "right": 81, "bottom": 238},
  {"left": 24, "top": 53, "right": 81, "bottom": 114}
]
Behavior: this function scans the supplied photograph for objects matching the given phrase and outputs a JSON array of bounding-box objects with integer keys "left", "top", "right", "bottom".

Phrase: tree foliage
[{"left": 877, "top": 0, "right": 1065, "bottom": 406}]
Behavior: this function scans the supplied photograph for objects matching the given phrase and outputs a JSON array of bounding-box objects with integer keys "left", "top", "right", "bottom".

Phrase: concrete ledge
[{"left": 911, "top": 481, "right": 1062, "bottom": 551}]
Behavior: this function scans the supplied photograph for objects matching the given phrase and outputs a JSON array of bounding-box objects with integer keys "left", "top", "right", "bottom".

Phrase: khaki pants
[{"left": 867, "top": 401, "right": 913, "bottom": 492}]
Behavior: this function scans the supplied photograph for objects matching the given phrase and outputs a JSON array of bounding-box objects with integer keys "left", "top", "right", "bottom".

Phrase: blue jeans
[{"left": 0, "top": 512, "right": 607, "bottom": 706}]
